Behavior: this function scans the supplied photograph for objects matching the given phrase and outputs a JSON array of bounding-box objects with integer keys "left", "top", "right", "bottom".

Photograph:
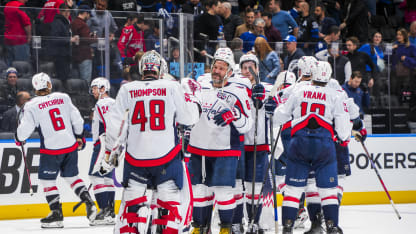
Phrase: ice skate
[
  {"left": 231, "top": 223, "right": 244, "bottom": 234},
  {"left": 294, "top": 207, "right": 308, "bottom": 228},
  {"left": 282, "top": 219, "right": 294, "bottom": 234},
  {"left": 219, "top": 224, "right": 232, "bottom": 234},
  {"left": 304, "top": 212, "right": 324, "bottom": 234},
  {"left": 326, "top": 220, "right": 343, "bottom": 234},
  {"left": 246, "top": 223, "right": 265, "bottom": 234},
  {"left": 40, "top": 204, "right": 64, "bottom": 228},
  {"left": 190, "top": 223, "right": 210, "bottom": 234},
  {"left": 80, "top": 191, "right": 97, "bottom": 222},
  {"left": 89, "top": 205, "right": 115, "bottom": 226}
]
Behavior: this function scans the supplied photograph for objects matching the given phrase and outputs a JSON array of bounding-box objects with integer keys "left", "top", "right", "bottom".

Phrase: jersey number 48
[{"left": 132, "top": 100, "right": 166, "bottom": 131}]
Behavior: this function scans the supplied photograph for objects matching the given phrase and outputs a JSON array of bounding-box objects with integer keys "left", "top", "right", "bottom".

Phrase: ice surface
[{"left": 0, "top": 203, "right": 414, "bottom": 234}]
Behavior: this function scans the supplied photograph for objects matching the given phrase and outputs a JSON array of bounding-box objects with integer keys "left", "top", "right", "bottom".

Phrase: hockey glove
[
  {"left": 252, "top": 83, "right": 265, "bottom": 109},
  {"left": 99, "top": 150, "right": 118, "bottom": 175},
  {"left": 14, "top": 133, "right": 25, "bottom": 146},
  {"left": 214, "top": 108, "right": 235, "bottom": 127},
  {"left": 264, "top": 97, "right": 278, "bottom": 115},
  {"left": 75, "top": 134, "right": 86, "bottom": 151},
  {"left": 352, "top": 128, "right": 367, "bottom": 142}
]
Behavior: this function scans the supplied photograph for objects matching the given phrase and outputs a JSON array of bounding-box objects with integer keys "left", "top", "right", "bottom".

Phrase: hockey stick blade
[
  {"left": 73, "top": 184, "right": 92, "bottom": 212},
  {"left": 359, "top": 140, "right": 402, "bottom": 220}
]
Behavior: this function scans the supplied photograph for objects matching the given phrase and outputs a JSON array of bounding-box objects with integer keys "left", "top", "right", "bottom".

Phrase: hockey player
[
  {"left": 15, "top": 73, "right": 97, "bottom": 228},
  {"left": 272, "top": 62, "right": 351, "bottom": 234},
  {"left": 303, "top": 76, "right": 367, "bottom": 234},
  {"left": 187, "top": 47, "right": 253, "bottom": 234},
  {"left": 100, "top": 50, "right": 200, "bottom": 234},
  {"left": 88, "top": 77, "right": 116, "bottom": 225}
]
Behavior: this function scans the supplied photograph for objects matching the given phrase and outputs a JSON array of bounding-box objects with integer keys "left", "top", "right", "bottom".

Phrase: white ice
[{"left": 0, "top": 203, "right": 414, "bottom": 234}]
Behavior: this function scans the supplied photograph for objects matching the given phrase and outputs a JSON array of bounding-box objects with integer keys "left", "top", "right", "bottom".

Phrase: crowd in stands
[{"left": 1, "top": 0, "right": 416, "bottom": 134}]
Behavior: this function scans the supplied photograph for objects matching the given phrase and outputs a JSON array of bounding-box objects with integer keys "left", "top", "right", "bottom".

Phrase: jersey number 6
[
  {"left": 132, "top": 100, "right": 166, "bottom": 131},
  {"left": 49, "top": 108, "right": 66, "bottom": 131}
]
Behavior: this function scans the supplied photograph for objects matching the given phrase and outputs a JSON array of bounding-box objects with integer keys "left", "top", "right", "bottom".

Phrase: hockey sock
[
  {"left": 94, "top": 192, "right": 107, "bottom": 209},
  {"left": 104, "top": 177, "right": 115, "bottom": 208},
  {"left": 64, "top": 176, "right": 88, "bottom": 200},
  {"left": 218, "top": 208, "right": 234, "bottom": 225},
  {"left": 298, "top": 192, "right": 305, "bottom": 209},
  {"left": 192, "top": 205, "right": 213, "bottom": 226},
  {"left": 232, "top": 203, "right": 244, "bottom": 224},
  {"left": 245, "top": 201, "right": 262, "bottom": 223},
  {"left": 107, "top": 191, "right": 115, "bottom": 207},
  {"left": 322, "top": 204, "right": 339, "bottom": 226},
  {"left": 282, "top": 185, "right": 304, "bottom": 224},
  {"left": 306, "top": 203, "right": 321, "bottom": 221},
  {"left": 41, "top": 179, "right": 60, "bottom": 210}
]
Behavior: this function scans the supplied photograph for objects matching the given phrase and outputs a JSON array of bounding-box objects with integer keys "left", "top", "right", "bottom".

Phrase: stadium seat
[
  {"left": 51, "top": 79, "right": 64, "bottom": 92},
  {"left": 39, "top": 62, "right": 55, "bottom": 78},
  {"left": 0, "top": 60, "right": 7, "bottom": 73},
  {"left": 17, "top": 79, "right": 33, "bottom": 92},
  {"left": 12, "top": 61, "right": 33, "bottom": 78},
  {"left": 66, "top": 79, "right": 89, "bottom": 95}
]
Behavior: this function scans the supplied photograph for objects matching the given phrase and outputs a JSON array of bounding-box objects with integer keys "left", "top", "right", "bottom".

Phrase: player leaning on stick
[
  {"left": 15, "top": 73, "right": 97, "bottom": 228},
  {"left": 187, "top": 47, "right": 253, "bottom": 234},
  {"left": 100, "top": 50, "right": 201, "bottom": 234},
  {"left": 88, "top": 77, "right": 116, "bottom": 225},
  {"left": 272, "top": 62, "right": 351, "bottom": 234}
]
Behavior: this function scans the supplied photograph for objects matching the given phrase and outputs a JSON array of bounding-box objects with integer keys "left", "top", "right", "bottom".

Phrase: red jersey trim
[
  {"left": 244, "top": 144, "right": 270, "bottom": 152},
  {"left": 96, "top": 105, "right": 107, "bottom": 132},
  {"left": 125, "top": 144, "right": 181, "bottom": 167},
  {"left": 291, "top": 114, "right": 334, "bottom": 137},
  {"left": 40, "top": 142, "right": 78, "bottom": 155},
  {"left": 187, "top": 145, "right": 241, "bottom": 157},
  {"left": 282, "top": 121, "right": 292, "bottom": 131}
]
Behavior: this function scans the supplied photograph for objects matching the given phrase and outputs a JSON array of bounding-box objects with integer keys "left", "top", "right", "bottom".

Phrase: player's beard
[{"left": 211, "top": 72, "right": 226, "bottom": 88}]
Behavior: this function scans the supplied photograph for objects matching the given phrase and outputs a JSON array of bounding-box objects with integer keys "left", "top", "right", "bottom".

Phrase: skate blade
[
  {"left": 41, "top": 221, "right": 64, "bottom": 228},
  {"left": 89, "top": 218, "right": 115, "bottom": 226}
]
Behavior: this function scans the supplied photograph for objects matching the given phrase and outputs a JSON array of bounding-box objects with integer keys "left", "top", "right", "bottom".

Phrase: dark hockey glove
[
  {"left": 214, "top": 108, "right": 236, "bottom": 127},
  {"left": 75, "top": 134, "right": 86, "bottom": 151},
  {"left": 252, "top": 83, "right": 265, "bottom": 109},
  {"left": 265, "top": 97, "right": 278, "bottom": 115}
]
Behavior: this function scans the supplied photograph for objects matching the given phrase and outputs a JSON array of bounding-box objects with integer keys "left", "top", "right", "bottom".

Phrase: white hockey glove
[
  {"left": 181, "top": 77, "right": 202, "bottom": 105},
  {"left": 99, "top": 147, "right": 122, "bottom": 176}
]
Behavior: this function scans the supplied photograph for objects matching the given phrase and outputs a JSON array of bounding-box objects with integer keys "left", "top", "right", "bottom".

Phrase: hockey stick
[
  {"left": 248, "top": 125, "right": 283, "bottom": 232},
  {"left": 73, "top": 183, "right": 93, "bottom": 212},
  {"left": 248, "top": 67, "right": 260, "bottom": 231},
  {"left": 16, "top": 106, "right": 34, "bottom": 196},
  {"left": 269, "top": 113, "right": 278, "bottom": 233},
  {"left": 359, "top": 139, "right": 402, "bottom": 220}
]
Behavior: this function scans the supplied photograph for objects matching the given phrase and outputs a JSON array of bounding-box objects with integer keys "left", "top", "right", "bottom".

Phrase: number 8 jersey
[
  {"left": 17, "top": 92, "right": 84, "bottom": 154},
  {"left": 105, "top": 79, "right": 200, "bottom": 167}
]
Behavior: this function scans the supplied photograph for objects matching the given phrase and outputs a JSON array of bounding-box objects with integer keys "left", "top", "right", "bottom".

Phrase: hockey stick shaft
[
  {"left": 248, "top": 125, "right": 283, "bottom": 231},
  {"left": 20, "top": 144, "right": 33, "bottom": 196},
  {"left": 360, "top": 140, "right": 402, "bottom": 220},
  {"left": 73, "top": 183, "right": 93, "bottom": 212},
  {"left": 269, "top": 115, "right": 279, "bottom": 234}
]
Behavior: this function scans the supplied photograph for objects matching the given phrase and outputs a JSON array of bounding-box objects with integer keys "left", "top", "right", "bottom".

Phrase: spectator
[
  {"left": 409, "top": 21, "right": 416, "bottom": 47},
  {"left": 283, "top": 35, "right": 305, "bottom": 70},
  {"left": 254, "top": 36, "right": 280, "bottom": 84},
  {"left": 117, "top": 14, "right": 146, "bottom": 60},
  {"left": 342, "top": 71, "right": 370, "bottom": 115},
  {"left": 358, "top": 32, "right": 385, "bottom": 73},
  {"left": 194, "top": 0, "right": 222, "bottom": 56},
  {"left": 0, "top": 67, "right": 20, "bottom": 108},
  {"left": 261, "top": 11, "right": 282, "bottom": 49},
  {"left": 4, "top": 0, "right": 32, "bottom": 66},
  {"left": 169, "top": 47, "right": 180, "bottom": 62},
  {"left": 345, "top": 36, "right": 377, "bottom": 90},
  {"left": 229, "top": 37, "right": 244, "bottom": 64},
  {"left": 391, "top": 28, "right": 416, "bottom": 97},
  {"left": 180, "top": 0, "right": 204, "bottom": 16},
  {"left": 297, "top": 1, "right": 319, "bottom": 56},
  {"left": 321, "top": 0, "right": 342, "bottom": 25},
  {"left": 108, "top": 0, "right": 137, "bottom": 28},
  {"left": 253, "top": 5, "right": 263, "bottom": 19},
  {"left": 219, "top": 1, "right": 243, "bottom": 42},
  {"left": 114, "top": 13, "right": 139, "bottom": 39},
  {"left": 399, "top": 0, "right": 416, "bottom": 27},
  {"left": 240, "top": 18, "right": 267, "bottom": 53},
  {"left": 0, "top": 91, "right": 30, "bottom": 132},
  {"left": 315, "top": 25, "right": 340, "bottom": 54},
  {"left": 143, "top": 20, "right": 160, "bottom": 52},
  {"left": 234, "top": 7, "right": 255, "bottom": 38},
  {"left": 137, "top": 0, "right": 157, "bottom": 12},
  {"left": 87, "top": 0, "right": 119, "bottom": 76},
  {"left": 314, "top": 4, "right": 336, "bottom": 37},
  {"left": 71, "top": 5, "right": 95, "bottom": 82},
  {"left": 37, "top": 0, "right": 74, "bottom": 24},
  {"left": 289, "top": 0, "right": 304, "bottom": 24},
  {"left": 340, "top": 0, "right": 369, "bottom": 43},
  {"left": 156, "top": 0, "right": 179, "bottom": 13},
  {"left": 267, "top": 0, "right": 299, "bottom": 38},
  {"left": 315, "top": 43, "right": 352, "bottom": 84},
  {"left": 48, "top": 4, "right": 79, "bottom": 82}
]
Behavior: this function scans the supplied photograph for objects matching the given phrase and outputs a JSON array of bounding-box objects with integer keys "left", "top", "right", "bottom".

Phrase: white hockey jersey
[
  {"left": 92, "top": 97, "right": 115, "bottom": 144},
  {"left": 187, "top": 81, "right": 253, "bottom": 157},
  {"left": 16, "top": 92, "right": 84, "bottom": 155},
  {"left": 105, "top": 79, "right": 200, "bottom": 167},
  {"left": 273, "top": 84, "right": 351, "bottom": 141}
]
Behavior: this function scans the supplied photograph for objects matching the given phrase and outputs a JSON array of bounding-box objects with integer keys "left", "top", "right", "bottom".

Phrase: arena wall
[{"left": 0, "top": 135, "right": 415, "bottom": 220}]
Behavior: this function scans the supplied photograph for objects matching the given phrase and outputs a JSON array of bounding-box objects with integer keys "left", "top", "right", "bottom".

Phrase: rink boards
[{"left": 0, "top": 135, "right": 415, "bottom": 220}]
